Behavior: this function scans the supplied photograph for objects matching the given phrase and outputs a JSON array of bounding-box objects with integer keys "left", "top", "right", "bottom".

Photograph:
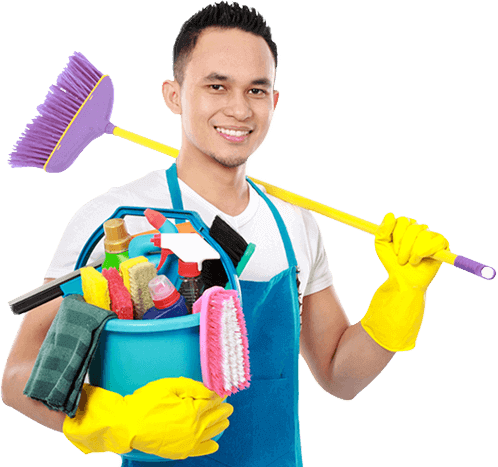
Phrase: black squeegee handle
[{"left": 8, "top": 257, "right": 104, "bottom": 315}]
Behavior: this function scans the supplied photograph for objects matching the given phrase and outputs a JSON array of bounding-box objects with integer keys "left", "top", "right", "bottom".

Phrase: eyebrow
[{"left": 203, "top": 72, "right": 272, "bottom": 88}]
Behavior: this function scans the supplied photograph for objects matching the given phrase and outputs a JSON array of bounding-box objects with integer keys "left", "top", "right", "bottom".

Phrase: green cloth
[{"left": 23, "top": 294, "right": 116, "bottom": 418}]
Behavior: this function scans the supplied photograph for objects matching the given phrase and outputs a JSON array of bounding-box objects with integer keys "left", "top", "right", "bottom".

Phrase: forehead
[{"left": 184, "top": 27, "right": 275, "bottom": 85}]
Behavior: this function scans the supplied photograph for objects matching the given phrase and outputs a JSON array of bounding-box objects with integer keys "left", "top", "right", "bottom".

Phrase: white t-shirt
[{"left": 46, "top": 169, "right": 333, "bottom": 304}]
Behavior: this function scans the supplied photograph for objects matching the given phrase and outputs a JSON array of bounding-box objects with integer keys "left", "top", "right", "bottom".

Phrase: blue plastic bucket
[
  {"left": 88, "top": 313, "right": 222, "bottom": 462},
  {"left": 72, "top": 207, "right": 239, "bottom": 463}
]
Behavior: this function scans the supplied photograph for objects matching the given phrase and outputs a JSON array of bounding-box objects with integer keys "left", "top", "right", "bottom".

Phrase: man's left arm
[
  {"left": 300, "top": 286, "right": 395, "bottom": 400},
  {"left": 300, "top": 213, "right": 449, "bottom": 400}
]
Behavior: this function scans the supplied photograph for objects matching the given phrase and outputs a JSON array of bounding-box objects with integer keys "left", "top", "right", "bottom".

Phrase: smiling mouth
[{"left": 215, "top": 126, "right": 253, "bottom": 137}]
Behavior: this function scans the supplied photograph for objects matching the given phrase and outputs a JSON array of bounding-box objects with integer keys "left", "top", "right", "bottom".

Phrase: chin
[{"left": 208, "top": 152, "right": 249, "bottom": 169}]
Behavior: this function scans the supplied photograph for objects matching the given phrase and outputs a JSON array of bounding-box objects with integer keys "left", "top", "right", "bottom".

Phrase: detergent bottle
[
  {"left": 151, "top": 233, "right": 221, "bottom": 313},
  {"left": 102, "top": 219, "right": 132, "bottom": 269},
  {"left": 142, "top": 275, "right": 188, "bottom": 319}
]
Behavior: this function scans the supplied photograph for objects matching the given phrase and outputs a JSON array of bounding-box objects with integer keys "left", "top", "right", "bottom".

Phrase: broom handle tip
[{"left": 453, "top": 256, "right": 496, "bottom": 280}]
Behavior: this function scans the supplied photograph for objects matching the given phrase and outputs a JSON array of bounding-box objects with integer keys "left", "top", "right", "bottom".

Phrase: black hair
[{"left": 173, "top": 2, "right": 277, "bottom": 84}]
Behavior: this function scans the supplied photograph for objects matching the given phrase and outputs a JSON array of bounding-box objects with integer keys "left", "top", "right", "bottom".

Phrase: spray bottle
[
  {"left": 102, "top": 219, "right": 132, "bottom": 270},
  {"left": 151, "top": 233, "right": 220, "bottom": 313}
]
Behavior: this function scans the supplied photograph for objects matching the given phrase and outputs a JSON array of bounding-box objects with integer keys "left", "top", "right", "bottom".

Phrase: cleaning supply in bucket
[
  {"left": 225, "top": 243, "right": 256, "bottom": 290},
  {"left": 193, "top": 286, "right": 250, "bottom": 398},
  {"left": 142, "top": 275, "right": 188, "bottom": 320},
  {"left": 129, "top": 208, "right": 178, "bottom": 275},
  {"left": 202, "top": 215, "right": 252, "bottom": 289},
  {"left": 151, "top": 233, "right": 221, "bottom": 313},
  {"left": 102, "top": 218, "right": 132, "bottom": 269},
  {"left": 102, "top": 267, "right": 133, "bottom": 320},
  {"left": 119, "top": 256, "right": 148, "bottom": 292},
  {"left": 128, "top": 261, "right": 157, "bottom": 319},
  {"left": 120, "top": 256, "right": 157, "bottom": 318},
  {"left": 81, "top": 267, "right": 110, "bottom": 310},
  {"left": 8, "top": 256, "right": 104, "bottom": 315},
  {"left": 199, "top": 215, "right": 257, "bottom": 290},
  {"left": 144, "top": 208, "right": 178, "bottom": 233},
  {"left": 179, "top": 261, "right": 205, "bottom": 314}
]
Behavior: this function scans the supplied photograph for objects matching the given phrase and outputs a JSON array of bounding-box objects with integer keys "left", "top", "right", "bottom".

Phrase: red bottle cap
[
  {"left": 148, "top": 275, "right": 180, "bottom": 309},
  {"left": 178, "top": 260, "right": 200, "bottom": 278}
]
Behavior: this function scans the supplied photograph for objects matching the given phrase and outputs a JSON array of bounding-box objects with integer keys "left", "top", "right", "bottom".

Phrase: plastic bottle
[
  {"left": 142, "top": 275, "right": 188, "bottom": 320},
  {"left": 102, "top": 219, "right": 132, "bottom": 270},
  {"left": 178, "top": 261, "right": 205, "bottom": 314}
]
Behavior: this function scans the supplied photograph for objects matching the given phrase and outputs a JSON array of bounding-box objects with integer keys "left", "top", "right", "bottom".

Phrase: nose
[{"left": 223, "top": 91, "right": 252, "bottom": 121}]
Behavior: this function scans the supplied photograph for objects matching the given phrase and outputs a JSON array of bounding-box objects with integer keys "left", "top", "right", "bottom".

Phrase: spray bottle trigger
[{"left": 151, "top": 234, "right": 173, "bottom": 271}]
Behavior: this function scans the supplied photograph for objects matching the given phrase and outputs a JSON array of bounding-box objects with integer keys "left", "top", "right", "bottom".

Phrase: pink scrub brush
[{"left": 193, "top": 286, "right": 250, "bottom": 398}]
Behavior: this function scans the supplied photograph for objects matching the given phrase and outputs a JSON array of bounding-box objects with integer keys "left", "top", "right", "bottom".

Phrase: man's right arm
[{"left": 2, "top": 279, "right": 66, "bottom": 432}]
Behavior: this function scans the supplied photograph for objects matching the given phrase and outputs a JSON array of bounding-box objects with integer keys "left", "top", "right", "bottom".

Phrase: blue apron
[{"left": 123, "top": 163, "right": 303, "bottom": 467}]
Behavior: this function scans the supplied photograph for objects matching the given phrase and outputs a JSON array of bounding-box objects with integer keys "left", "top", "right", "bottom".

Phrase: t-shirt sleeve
[
  {"left": 302, "top": 209, "right": 333, "bottom": 297},
  {"left": 44, "top": 189, "right": 135, "bottom": 279},
  {"left": 45, "top": 196, "right": 115, "bottom": 278}
]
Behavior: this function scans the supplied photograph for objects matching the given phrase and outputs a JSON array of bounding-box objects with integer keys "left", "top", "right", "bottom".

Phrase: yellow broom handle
[
  {"left": 112, "top": 126, "right": 495, "bottom": 280},
  {"left": 114, "top": 127, "right": 180, "bottom": 158},
  {"left": 244, "top": 177, "right": 459, "bottom": 267}
]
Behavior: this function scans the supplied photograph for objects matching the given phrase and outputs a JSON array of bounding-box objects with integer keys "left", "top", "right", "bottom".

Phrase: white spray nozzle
[{"left": 154, "top": 233, "right": 220, "bottom": 271}]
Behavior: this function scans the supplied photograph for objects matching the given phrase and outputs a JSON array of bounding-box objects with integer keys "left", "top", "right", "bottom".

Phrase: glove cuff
[
  {"left": 361, "top": 278, "right": 426, "bottom": 352},
  {"left": 63, "top": 384, "right": 134, "bottom": 454}
]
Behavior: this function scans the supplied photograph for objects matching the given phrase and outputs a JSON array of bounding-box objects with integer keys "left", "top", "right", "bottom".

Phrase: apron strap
[
  {"left": 246, "top": 178, "right": 298, "bottom": 270},
  {"left": 165, "top": 163, "right": 298, "bottom": 269}
]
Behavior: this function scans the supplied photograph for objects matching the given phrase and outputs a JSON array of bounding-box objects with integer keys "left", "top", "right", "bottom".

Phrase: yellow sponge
[
  {"left": 129, "top": 262, "right": 157, "bottom": 319},
  {"left": 119, "top": 256, "right": 148, "bottom": 292},
  {"left": 81, "top": 267, "right": 110, "bottom": 310}
]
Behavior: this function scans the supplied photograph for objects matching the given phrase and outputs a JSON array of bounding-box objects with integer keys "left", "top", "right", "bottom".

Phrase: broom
[{"left": 8, "top": 52, "right": 495, "bottom": 281}]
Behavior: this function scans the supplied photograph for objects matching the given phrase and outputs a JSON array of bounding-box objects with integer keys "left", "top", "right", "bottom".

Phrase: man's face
[{"left": 178, "top": 27, "right": 278, "bottom": 169}]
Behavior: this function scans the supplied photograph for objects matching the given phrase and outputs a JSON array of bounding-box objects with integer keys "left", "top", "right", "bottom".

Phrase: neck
[{"left": 175, "top": 147, "right": 250, "bottom": 217}]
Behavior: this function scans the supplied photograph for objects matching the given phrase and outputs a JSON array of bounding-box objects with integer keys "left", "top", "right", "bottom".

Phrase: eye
[
  {"left": 210, "top": 84, "right": 225, "bottom": 91},
  {"left": 249, "top": 88, "right": 266, "bottom": 96}
]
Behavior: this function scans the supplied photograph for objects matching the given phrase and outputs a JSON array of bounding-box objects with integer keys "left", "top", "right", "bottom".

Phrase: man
[{"left": 2, "top": 2, "right": 449, "bottom": 466}]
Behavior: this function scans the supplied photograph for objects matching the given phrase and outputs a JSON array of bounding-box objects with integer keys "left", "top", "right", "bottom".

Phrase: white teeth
[{"left": 216, "top": 127, "right": 250, "bottom": 137}]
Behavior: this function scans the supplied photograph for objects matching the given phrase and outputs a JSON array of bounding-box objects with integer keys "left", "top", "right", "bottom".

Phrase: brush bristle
[
  {"left": 119, "top": 256, "right": 148, "bottom": 292},
  {"left": 9, "top": 52, "right": 103, "bottom": 169},
  {"left": 128, "top": 262, "right": 157, "bottom": 319},
  {"left": 196, "top": 287, "right": 250, "bottom": 397},
  {"left": 210, "top": 216, "right": 247, "bottom": 264}
]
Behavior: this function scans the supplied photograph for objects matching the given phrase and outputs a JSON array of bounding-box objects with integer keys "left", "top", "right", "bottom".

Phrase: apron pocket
[{"left": 209, "top": 377, "right": 295, "bottom": 466}]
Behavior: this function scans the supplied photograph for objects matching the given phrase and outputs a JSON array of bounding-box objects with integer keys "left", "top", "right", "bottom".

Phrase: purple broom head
[{"left": 9, "top": 52, "right": 115, "bottom": 173}]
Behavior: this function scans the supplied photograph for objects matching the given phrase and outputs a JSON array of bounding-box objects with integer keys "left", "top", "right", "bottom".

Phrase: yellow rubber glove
[
  {"left": 63, "top": 377, "right": 233, "bottom": 460},
  {"left": 361, "top": 213, "right": 449, "bottom": 352}
]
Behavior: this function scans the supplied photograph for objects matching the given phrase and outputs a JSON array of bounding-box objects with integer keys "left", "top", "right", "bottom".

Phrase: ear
[
  {"left": 162, "top": 80, "right": 182, "bottom": 114},
  {"left": 273, "top": 90, "right": 279, "bottom": 109}
]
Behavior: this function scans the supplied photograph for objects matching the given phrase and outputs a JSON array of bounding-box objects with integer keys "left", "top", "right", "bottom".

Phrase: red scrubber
[{"left": 102, "top": 268, "right": 134, "bottom": 320}]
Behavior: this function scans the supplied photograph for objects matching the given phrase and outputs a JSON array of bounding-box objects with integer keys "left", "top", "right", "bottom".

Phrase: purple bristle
[{"left": 9, "top": 52, "right": 103, "bottom": 169}]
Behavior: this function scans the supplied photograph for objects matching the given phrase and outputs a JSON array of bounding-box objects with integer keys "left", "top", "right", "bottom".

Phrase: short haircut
[{"left": 173, "top": 1, "right": 278, "bottom": 85}]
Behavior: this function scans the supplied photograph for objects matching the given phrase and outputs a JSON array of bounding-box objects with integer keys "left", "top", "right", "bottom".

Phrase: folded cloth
[{"left": 23, "top": 294, "right": 116, "bottom": 418}]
